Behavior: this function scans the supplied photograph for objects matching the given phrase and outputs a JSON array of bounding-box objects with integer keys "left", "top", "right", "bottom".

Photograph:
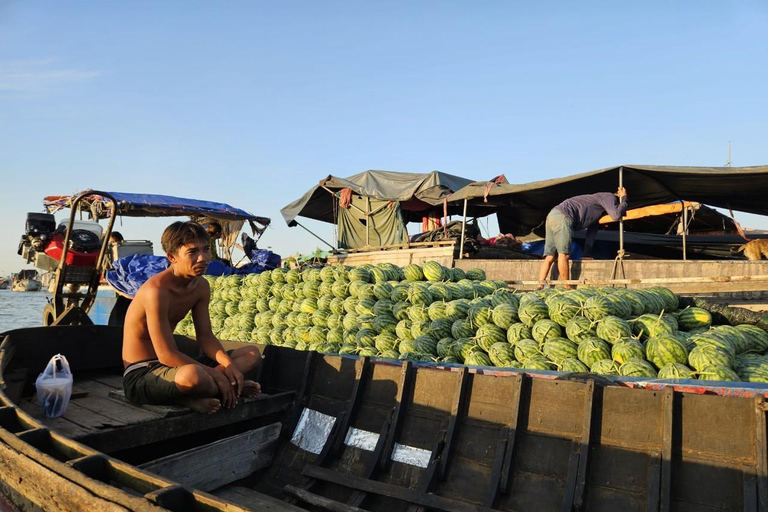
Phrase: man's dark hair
[
  {"left": 161, "top": 221, "right": 210, "bottom": 255},
  {"left": 110, "top": 231, "right": 124, "bottom": 243}
]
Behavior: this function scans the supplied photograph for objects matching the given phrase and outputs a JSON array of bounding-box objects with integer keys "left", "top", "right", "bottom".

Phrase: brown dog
[{"left": 736, "top": 239, "right": 768, "bottom": 260}]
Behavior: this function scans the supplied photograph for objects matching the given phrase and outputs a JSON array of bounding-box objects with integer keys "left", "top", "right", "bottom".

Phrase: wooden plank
[
  {"left": 19, "top": 398, "right": 92, "bottom": 438},
  {"left": 107, "top": 388, "right": 190, "bottom": 418},
  {"left": 283, "top": 351, "right": 318, "bottom": 439},
  {"left": 285, "top": 485, "right": 368, "bottom": 512},
  {"left": 213, "top": 486, "right": 307, "bottom": 512},
  {"left": 660, "top": 387, "right": 674, "bottom": 512},
  {"left": 70, "top": 393, "right": 162, "bottom": 426},
  {"left": 500, "top": 372, "right": 525, "bottom": 494},
  {"left": 560, "top": 450, "right": 581, "bottom": 512},
  {"left": 77, "top": 390, "right": 294, "bottom": 453},
  {"left": 305, "top": 464, "right": 497, "bottom": 512},
  {"left": 646, "top": 450, "right": 661, "bottom": 512},
  {"left": 744, "top": 464, "right": 758, "bottom": 512},
  {"left": 139, "top": 422, "right": 280, "bottom": 492},
  {"left": 330, "top": 356, "right": 370, "bottom": 459},
  {"left": 483, "top": 437, "right": 508, "bottom": 508},
  {"left": 755, "top": 397, "right": 768, "bottom": 512},
  {"left": 438, "top": 367, "right": 469, "bottom": 480},
  {"left": 0, "top": 367, "right": 27, "bottom": 404},
  {"left": 91, "top": 374, "right": 124, "bottom": 389},
  {"left": 573, "top": 380, "right": 596, "bottom": 511},
  {"left": 379, "top": 360, "right": 413, "bottom": 472}
]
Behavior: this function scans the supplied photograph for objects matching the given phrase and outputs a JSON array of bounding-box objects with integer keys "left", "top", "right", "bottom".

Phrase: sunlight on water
[{"left": 0, "top": 289, "right": 52, "bottom": 333}]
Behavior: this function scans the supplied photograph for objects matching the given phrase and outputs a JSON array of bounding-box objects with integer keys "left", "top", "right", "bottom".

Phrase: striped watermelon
[
  {"left": 677, "top": 307, "right": 712, "bottom": 330},
  {"left": 619, "top": 358, "right": 657, "bottom": 378},
  {"left": 445, "top": 299, "right": 471, "bottom": 321},
  {"left": 411, "top": 320, "right": 432, "bottom": 339},
  {"left": 451, "top": 318, "right": 476, "bottom": 339},
  {"left": 465, "top": 351, "right": 493, "bottom": 367},
  {"left": 646, "top": 335, "right": 688, "bottom": 369},
  {"left": 427, "top": 301, "right": 449, "bottom": 321},
  {"left": 632, "top": 314, "right": 674, "bottom": 341},
  {"left": 414, "top": 335, "right": 439, "bottom": 356},
  {"left": 468, "top": 304, "right": 493, "bottom": 328},
  {"left": 430, "top": 318, "right": 454, "bottom": 340},
  {"left": 407, "top": 305, "right": 430, "bottom": 323},
  {"left": 437, "top": 337, "right": 456, "bottom": 358},
  {"left": 475, "top": 324, "right": 508, "bottom": 351},
  {"left": 491, "top": 303, "right": 519, "bottom": 329},
  {"left": 611, "top": 339, "right": 645, "bottom": 365},
  {"left": 375, "top": 332, "right": 400, "bottom": 352},
  {"left": 688, "top": 344, "right": 735, "bottom": 372},
  {"left": 423, "top": 261, "right": 447, "bottom": 282},
  {"left": 523, "top": 355, "right": 556, "bottom": 371},
  {"left": 398, "top": 339, "right": 417, "bottom": 355},
  {"left": 465, "top": 268, "right": 486, "bottom": 281},
  {"left": 542, "top": 338, "right": 578, "bottom": 364},
  {"left": 735, "top": 324, "right": 768, "bottom": 353},
  {"left": 355, "top": 329, "right": 378, "bottom": 348},
  {"left": 373, "top": 299, "right": 394, "bottom": 317},
  {"left": 590, "top": 359, "right": 620, "bottom": 375},
  {"left": 711, "top": 325, "right": 751, "bottom": 354},
  {"left": 532, "top": 319, "right": 563, "bottom": 344},
  {"left": 698, "top": 365, "right": 740, "bottom": 382},
  {"left": 690, "top": 332, "right": 737, "bottom": 359},
  {"left": 380, "top": 349, "right": 401, "bottom": 360},
  {"left": 450, "top": 267, "right": 466, "bottom": 282},
  {"left": 349, "top": 267, "right": 371, "bottom": 283},
  {"left": 374, "top": 315, "right": 398, "bottom": 334},
  {"left": 548, "top": 296, "right": 580, "bottom": 327},
  {"left": 595, "top": 316, "right": 633, "bottom": 344},
  {"left": 565, "top": 316, "right": 597, "bottom": 343},
  {"left": 514, "top": 339, "right": 542, "bottom": 362},
  {"left": 518, "top": 298, "right": 549, "bottom": 327},
  {"left": 559, "top": 357, "right": 590, "bottom": 373},
  {"left": 428, "top": 283, "right": 452, "bottom": 302},
  {"left": 657, "top": 363, "right": 696, "bottom": 380},
  {"left": 488, "top": 342, "right": 517, "bottom": 367},
  {"left": 583, "top": 295, "right": 614, "bottom": 322},
  {"left": 490, "top": 288, "right": 519, "bottom": 308},
  {"left": 403, "top": 264, "right": 424, "bottom": 281},
  {"left": 507, "top": 323, "right": 533, "bottom": 344},
  {"left": 577, "top": 337, "right": 612, "bottom": 367},
  {"left": 392, "top": 301, "right": 411, "bottom": 321},
  {"left": 396, "top": 319, "right": 414, "bottom": 340}
]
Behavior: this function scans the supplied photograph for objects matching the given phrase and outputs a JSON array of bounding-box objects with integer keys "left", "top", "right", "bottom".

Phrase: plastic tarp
[
  {"left": 446, "top": 165, "right": 768, "bottom": 237},
  {"left": 281, "top": 170, "right": 474, "bottom": 226},
  {"left": 338, "top": 196, "right": 408, "bottom": 249},
  {"left": 44, "top": 191, "right": 271, "bottom": 223}
]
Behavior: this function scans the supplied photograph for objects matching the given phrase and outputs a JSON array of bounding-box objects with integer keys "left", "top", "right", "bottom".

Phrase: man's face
[{"left": 168, "top": 240, "right": 211, "bottom": 277}]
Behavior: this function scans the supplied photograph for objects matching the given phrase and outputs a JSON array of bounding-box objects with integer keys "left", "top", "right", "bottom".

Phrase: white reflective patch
[
  {"left": 344, "top": 427, "right": 380, "bottom": 451},
  {"left": 391, "top": 443, "right": 432, "bottom": 468},
  {"left": 291, "top": 408, "right": 336, "bottom": 454}
]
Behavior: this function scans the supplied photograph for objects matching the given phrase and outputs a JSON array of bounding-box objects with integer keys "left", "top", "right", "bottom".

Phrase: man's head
[
  {"left": 109, "top": 231, "right": 124, "bottom": 244},
  {"left": 161, "top": 221, "right": 211, "bottom": 276},
  {"left": 206, "top": 222, "right": 223, "bottom": 240}
]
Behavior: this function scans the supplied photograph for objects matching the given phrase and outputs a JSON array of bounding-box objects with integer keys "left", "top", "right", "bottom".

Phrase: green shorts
[{"left": 122, "top": 349, "right": 234, "bottom": 406}]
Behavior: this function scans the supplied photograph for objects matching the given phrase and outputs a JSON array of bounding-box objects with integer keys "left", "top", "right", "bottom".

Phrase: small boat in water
[
  {"left": 11, "top": 270, "right": 42, "bottom": 292},
  {"left": 0, "top": 277, "right": 9, "bottom": 290}
]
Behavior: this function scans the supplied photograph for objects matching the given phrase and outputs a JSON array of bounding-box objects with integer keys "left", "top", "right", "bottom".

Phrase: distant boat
[
  {"left": 11, "top": 269, "right": 42, "bottom": 292},
  {"left": 0, "top": 276, "right": 9, "bottom": 290}
]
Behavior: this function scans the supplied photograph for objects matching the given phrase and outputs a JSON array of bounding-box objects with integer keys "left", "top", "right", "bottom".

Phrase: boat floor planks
[{"left": 213, "top": 486, "right": 307, "bottom": 512}]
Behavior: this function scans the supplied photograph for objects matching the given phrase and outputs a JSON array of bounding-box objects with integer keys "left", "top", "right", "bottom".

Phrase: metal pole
[
  {"left": 682, "top": 200, "right": 687, "bottom": 261},
  {"left": 618, "top": 167, "right": 624, "bottom": 256},
  {"left": 459, "top": 199, "right": 468, "bottom": 260},
  {"left": 366, "top": 197, "right": 370, "bottom": 247},
  {"left": 294, "top": 221, "right": 336, "bottom": 251}
]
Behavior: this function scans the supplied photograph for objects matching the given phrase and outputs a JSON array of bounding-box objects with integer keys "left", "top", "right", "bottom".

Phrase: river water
[{"left": 0, "top": 289, "right": 52, "bottom": 333}]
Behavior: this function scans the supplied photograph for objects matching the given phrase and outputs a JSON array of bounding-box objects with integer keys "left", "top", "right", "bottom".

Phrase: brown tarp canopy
[
  {"left": 281, "top": 170, "right": 474, "bottom": 226},
  {"left": 446, "top": 165, "right": 768, "bottom": 236}
]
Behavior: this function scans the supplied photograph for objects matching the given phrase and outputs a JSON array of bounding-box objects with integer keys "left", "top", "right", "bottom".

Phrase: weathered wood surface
[
  {"left": 285, "top": 485, "right": 368, "bottom": 512},
  {"left": 213, "top": 486, "right": 307, "bottom": 512},
  {"left": 139, "top": 422, "right": 281, "bottom": 492}
]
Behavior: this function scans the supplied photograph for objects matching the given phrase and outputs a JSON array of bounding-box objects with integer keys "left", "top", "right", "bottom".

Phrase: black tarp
[
  {"left": 446, "top": 165, "right": 768, "bottom": 236},
  {"left": 281, "top": 170, "right": 474, "bottom": 226}
]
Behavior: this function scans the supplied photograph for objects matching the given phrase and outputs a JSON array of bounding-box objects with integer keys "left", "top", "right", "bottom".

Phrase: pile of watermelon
[{"left": 173, "top": 262, "right": 768, "bottom": 383}]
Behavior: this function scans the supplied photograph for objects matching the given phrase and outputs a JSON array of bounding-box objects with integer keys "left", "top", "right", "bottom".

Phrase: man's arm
[{"left": 601, "top": 192, "right": 628, "bottom": 222}]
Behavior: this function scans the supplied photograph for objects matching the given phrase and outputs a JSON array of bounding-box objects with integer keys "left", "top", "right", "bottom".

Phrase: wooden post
[{"left": 459, "top": 199, "right": 468, "bottom": 260}]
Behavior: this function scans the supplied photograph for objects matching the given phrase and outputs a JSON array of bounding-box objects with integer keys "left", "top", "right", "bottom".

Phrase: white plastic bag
[{"left": 35, "top": 354, "right": 73, "bottom": 419}]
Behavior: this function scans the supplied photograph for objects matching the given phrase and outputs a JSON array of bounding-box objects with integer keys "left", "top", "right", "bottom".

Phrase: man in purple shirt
[{"left": 537, "top": 187, "right": 628, "bottom": 289}]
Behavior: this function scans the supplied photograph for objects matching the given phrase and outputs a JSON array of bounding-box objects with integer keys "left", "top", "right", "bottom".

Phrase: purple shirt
[{"left": 555, "top": 192, "right": 628, "bottom": 231}]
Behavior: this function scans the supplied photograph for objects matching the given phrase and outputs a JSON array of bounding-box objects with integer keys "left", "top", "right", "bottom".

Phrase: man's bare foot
[
  {"left": 242, "top": 380, "right": 262, "bottom": 398},
  {"left": 184, "top": 398, "right": 221, "bottom": 414}
]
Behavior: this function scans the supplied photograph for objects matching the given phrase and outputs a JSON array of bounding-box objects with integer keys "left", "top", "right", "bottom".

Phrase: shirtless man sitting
[{"left": 122, "top": 221, "right": 261, "bottom": 414}]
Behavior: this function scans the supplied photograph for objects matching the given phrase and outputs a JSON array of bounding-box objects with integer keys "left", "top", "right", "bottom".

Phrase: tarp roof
[
  {"left": 281, "top": 170, "right": 474, "bottom": 226},
  {"left": 44, "top": 191, "right": 270, "bottom": 224},
  {"left": 446, "top": 165, "right": 768, "bottom": 235}
]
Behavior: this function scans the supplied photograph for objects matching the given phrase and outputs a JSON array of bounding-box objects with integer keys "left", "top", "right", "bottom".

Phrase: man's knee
[
  {"left": 175, "top": 364, "right": 214, "bottom": 394},
  {"left": 232, "top": 345, "right": 261, "bottom": 373}
]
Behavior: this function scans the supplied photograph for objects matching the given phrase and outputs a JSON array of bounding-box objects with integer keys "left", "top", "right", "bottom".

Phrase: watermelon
[
  {"left": 590, "top": 359, "right": 620, "bottom": 375},
  {"left": 690, "top": 332, "right": 737, "bottom": 359},
  {"left": 548, "top": 296, "right": 580, "bottom": 327},
  {"left": 465, "top": 351, "right": 493, "bottom": 367},
  {"left": 475, "top": 323, "right": 508, "bottom": 351},
  {"left": 559, "top": 357, "right": 590, "bottom": 373},
  {"left": 565, "top": 316, "right": 597, "bottom": 343},
  {"left": 595, "top": 316, "right": 633, "bottom": 344},
  {"left": 507, "top": 323, "right": 533, "bottom": 344},
  {"left": 688, "top": 344, "right": 734, "bottom": 372},
  {"left": 403, "top": 264, "right": 424, "bottom": 281},
  {"left": 698, "top": 365, "right": 740, "bottom": 382},
  {"left": 577, "top": 337, "right": 611, "bottom": 367},
  {"left": 523, "top": 355, "right": 556, "bottom": 371},
  {"left": 427, "top": 301, "right": 449, "bottom": 321},
  {"left": 436, "top": 337, "right": 456, "bottom": 358},
  {"left": 611, "top": 339, "right": 645, "bottom": 365},
  {"left": 398, "top": 338, "right": 417, "bottom": 355},
  {"left": 657, "top": 363, "right": 696, "bottom": 380},
  {"left": 514, "top": 339, "right": 542, "bottom": 362},
  {"left": 518, "top": 298, "right": 549, "bottom": 327},
  {"left": 583, "top": 295, "right": 614, "bottom": 322},
  {"left": 414, "top": 335, "right": 439, "bottom": 356},
  {"left": 468, "top": 304, "right": 493, "bottom": 328},
  {"left": 490, "top": 288, "right": 519, "bottom": 308},
  {"left": 451, "top": 318, "right": 475, "bottom": 339},
  {"left": 392, "top": 301, "right": 411, "bottom": 321},
  {"left": 530, "top": 319, "right": 563, "bottom": 344},
  {"left": 379, "top": 349, "right": 401, "bottom": 360},
  {"left": 646, "top": 334, "right": 688, "bottom": 369},
  {"left": 632, "top": 314, "right": 674, "bottom": 341},
  {"left": 449, "top": 267, "right": 466, "bottom": 282},
  {"left": 423, "top": 261, "right": 446, "bottom": 282},
  {"left": 375, "top": 332, "right": 399, "bottom": 352},
  {"left": 488, "top": 342, "right": 517, "bottom": 367},
  {"left": 355, "top": 329, "right": 378, "bottom": 348},
  {"left": 428, "top": 283, "right": 452, "bottom": 302},
  {"left": 735, "top": 324, "right": 768, "bottom": 353},
  {"left": 491, "top": 303, "right": 519, "bottom": 329},
  {"left": 465, "top": 268, "right": 486, "bottom": 281},
  {"left": 542, "top": 337, "right": 578, "bottom": 364},
  {"left": 619, "top": 358, "right": 657, "bottom": 378},
  {"left": 374, "top": 315, "right": 398, "bottom": 335},
  {"left": 430, "top": 318, "right": 454, "bottom": 340},
  {"left": 445, "top": 299, "right": 471, "bottom": 321},
  {"left": 677, "top": 307, "right": 712, "bottom": 331},
  {"left": 396, "top": 319, "right": 414, "bottom": 340},
  {"left": 411, "top": 320, "right": 432, "bottom": 339}
]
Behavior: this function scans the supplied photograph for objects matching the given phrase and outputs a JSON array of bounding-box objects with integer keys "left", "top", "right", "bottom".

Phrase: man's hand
[
  {"left": 223, "top": 364, "right": 244, "bottom": 398},
  {"left": 207, "top": 367, "right": 238, "bottom": 408},
  {"left": 617, "top": 186, "right": 627, "bottom": 198}
]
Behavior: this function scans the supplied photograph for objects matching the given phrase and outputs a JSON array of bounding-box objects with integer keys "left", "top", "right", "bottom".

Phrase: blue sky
[{"left": 1, "top": 1, "right": 767, "bottom": 276}]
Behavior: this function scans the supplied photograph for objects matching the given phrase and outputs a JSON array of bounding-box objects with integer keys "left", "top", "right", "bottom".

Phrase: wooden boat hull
[{"left": 1, "top": 325, "right": 768, "bottom": 511}]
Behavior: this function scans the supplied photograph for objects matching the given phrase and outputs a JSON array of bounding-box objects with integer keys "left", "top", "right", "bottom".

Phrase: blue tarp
[{"left": 106, "top": 250, "right": 281, "bottom": 297}]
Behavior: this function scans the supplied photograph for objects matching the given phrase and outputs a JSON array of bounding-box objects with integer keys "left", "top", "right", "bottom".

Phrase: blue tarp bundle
[{"left": 106, "top": 250, "right": 281, "bottom": 297}]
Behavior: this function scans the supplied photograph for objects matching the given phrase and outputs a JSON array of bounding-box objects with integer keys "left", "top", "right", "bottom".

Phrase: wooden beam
[
  {"left": 755, "top": 396, "right": 768, "bottom": 512},
  {"left": 283, "top": 351, "right": 318, "bottom": 439},
  {"left": 646, "top": 450, "right": 661, "bottom": 512},
  {"left": 438, "top": 367, "right": 469, "bottom": 481},
  {"left": 573, "top": 380, "right": 596, "bottom": 511},
  {"left": 139, "top": 422, "right": 280, "bottom": 492},
  {"left": 379, "top": 360, "right": 413, "bottom": 473},
  {"left": 285, "top": 485, "right": 369, "bottom": 512},
  {"left": 77, "top": 390, "right": 294, "bottom": 453},
  {"left": 500, "top": 372, "right": 525, "bottom": 494},
  {"left": 744, "top": 464, "right": 758, "bottom": 512},
  {"left": 483, "top": 437, "right": 508, "bottom": 508},
  {"left": 305, "top": 464, "right": 497, "bottom": 512},
  {"left": 213, "top": 486, "right": 307, "bottom": 512},
  {"left": 560, "top": 450, "right": 581, "bottom": 512},
  {"left": 660, "top": 387, "right": 674, "bottom": 512},
  {"left": 330, "top": 356, "right": 370, "bottom": 459}
]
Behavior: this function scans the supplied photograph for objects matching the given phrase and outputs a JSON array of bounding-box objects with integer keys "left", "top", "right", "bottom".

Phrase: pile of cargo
[{"left": 174, "top": 262, "right": 768, "bottom": 383}]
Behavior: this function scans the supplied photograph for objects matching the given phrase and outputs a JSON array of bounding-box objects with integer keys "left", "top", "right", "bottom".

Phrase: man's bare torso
[{"left": 122, "top": 268, "right": 205, "bottom": 368}]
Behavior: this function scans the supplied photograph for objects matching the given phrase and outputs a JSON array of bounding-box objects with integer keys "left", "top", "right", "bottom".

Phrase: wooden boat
[
  {"left": 2, "top": 324, "right": 768, "bottom": 512},
  {"left": 10, "top": 271, "right": 41, "bottom": 293}
]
